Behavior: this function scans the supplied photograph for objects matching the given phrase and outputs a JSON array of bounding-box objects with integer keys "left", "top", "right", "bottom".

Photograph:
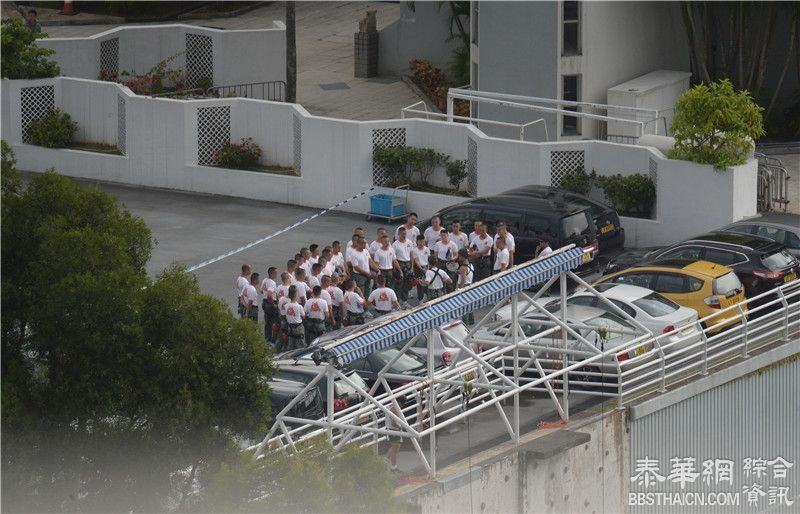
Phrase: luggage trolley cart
[{"left": 366, "top": 184, "right": 409, "bottom": 222}]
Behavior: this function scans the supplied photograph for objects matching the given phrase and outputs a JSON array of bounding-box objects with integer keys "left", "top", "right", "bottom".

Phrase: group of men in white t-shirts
[{"left": 235, "top": 211, "right": 554, "bottom": 352}]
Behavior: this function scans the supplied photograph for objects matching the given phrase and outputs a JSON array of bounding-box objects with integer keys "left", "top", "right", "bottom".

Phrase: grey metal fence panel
[{"left": 629, "top": 358, "right": 800, "bottom": 513}]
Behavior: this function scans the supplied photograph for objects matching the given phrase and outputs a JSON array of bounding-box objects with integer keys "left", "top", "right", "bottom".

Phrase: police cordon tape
[{"left": 186, "top": 187, "right": 376, "bottom": 273}]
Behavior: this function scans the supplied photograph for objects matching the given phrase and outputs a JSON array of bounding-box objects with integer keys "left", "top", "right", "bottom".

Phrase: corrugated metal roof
[{"left": 325, "top": 246, "right": 585, "bottom": 364}]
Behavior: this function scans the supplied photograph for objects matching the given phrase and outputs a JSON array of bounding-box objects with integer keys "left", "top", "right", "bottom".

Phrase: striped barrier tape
[{"left": 186, "top": 187, "right": 376, "bottom": 272}]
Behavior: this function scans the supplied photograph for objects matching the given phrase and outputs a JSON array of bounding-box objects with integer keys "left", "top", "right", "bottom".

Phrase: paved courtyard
[{"left": 20, "top": 1, "right": 423, "bottom": 121}]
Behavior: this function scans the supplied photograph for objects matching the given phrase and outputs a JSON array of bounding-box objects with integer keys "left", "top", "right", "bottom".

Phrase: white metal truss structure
[{"left": 250, "top": 247, "right": 800, "bottom": 477}]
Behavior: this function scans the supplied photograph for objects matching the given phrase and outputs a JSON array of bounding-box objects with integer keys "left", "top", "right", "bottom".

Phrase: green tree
[
  {"left": 1, "top": 17, "right": 60, "bottom": 79},
  {"left": 668, "top": 79, "right": 765, "bottom": 169},
  {"left": 199, "top": 438, "right": 406, "bottom": 513},
  {"left": 1, "top": 140, "right": 21, "bottom": 195},
  {"left": 1, "top": 170, "right": 274, "bottom": 511}
]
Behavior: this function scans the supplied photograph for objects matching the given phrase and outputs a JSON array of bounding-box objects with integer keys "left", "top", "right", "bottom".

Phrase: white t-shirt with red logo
[
  {"left": 494, "top": 247, "right": 510, "bottom": 271},
  {"left": 343, "top": 290, "right": 365, "bottom": 314},
  {"left": 326, "top": 286, "right": 343, "bottom": 307},
  {"left": 304, "top": 297, "right": 329, "bottom": 320},
  {"left": 368, "top": 287, "right": 397, "bottom": 312},
  {"left": 349, "top": 248, "right": 372, "bottom": 275},
  {"left": 395, "top": 224, "right": 420, "bottom": 242},
  {"left": 450, "top": 231, "right": 469, "bottom": 250},
  {"left": 433, "top": 240, "right": 458, "bottom": 261},
  {"left": 284, "top": 301, "right": 304, "bottom": 324},
  {"left": 243, "top": 283, "right": 259, "bottom": 306},
  {"left": 411, "top": 246, "right": 431, "bottom": 268},
  {"left": 278, "top": 295, "right": 291, "bottom": 316},
  {"left": 236, "top": 275, "right": 249, "bottom": 297},
  {"left": 330, "top": 251, "right": 345, "bottom": 270},
  {"left": 260, "top": 277, "right": 276, "bottom": 301},
  {"left": 392, "top": 238, "right": 414, "bottom": 262},
  {"left": 374, "top": 246, "right": 396, "bottom": 270},
  {"left": 320, "top": 289, "right": 333, "bottom": 307},
  {"left": 275, "top": 283, "right": 291, "bottom": 302},
  {"left": 472, "top": 234, "right": 493, "bottom": 256},
  {"left": 424, "top": 226, "right": 443, "bottom": 249}
]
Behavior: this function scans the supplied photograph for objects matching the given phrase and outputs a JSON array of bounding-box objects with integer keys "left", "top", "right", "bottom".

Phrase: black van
[
  {"left": 418, "top": 193, "right": 600, "bottom": 273},
  {"left": 499, "top": 185, "right": 625, "bottom": 252}
]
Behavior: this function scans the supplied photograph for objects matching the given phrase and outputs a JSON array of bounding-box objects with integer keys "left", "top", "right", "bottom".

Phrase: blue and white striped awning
[{"left": 325, "top": 246, "right": 585, "bottom": 364}]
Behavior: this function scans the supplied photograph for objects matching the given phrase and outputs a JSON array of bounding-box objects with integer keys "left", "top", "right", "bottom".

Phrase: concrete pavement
[{"left": 33, "top": 1, "right": 424, "bottom": 120}]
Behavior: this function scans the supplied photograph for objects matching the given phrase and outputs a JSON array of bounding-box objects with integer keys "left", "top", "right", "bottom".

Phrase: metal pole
[
  {"left": 427, "top": 328, "right": 437, "bottom": 477},
  {"left": 446, "top": 95, "right": 454, "bottom": 123},
  {"left": 738, "top": 305, "right": 748, "bottom": 358},
  {"left": 512, "top": 295, "right": 520, "bottom": 443},
  {"left": 560, "top": 273, "right": 569, "bottom": 418},
  {"left": 326, "top": 367, "right": 335, "bottom": 440},
  {"left": 778, "top": 288, "right": 789, "bottom": 342}
]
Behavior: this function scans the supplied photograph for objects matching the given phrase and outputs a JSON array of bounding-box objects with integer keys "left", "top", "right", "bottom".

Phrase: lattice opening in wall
[
  {"left": 467, "top": 137, "right": 478, "bottom": 197},
  {"left": 550, "top": 150, "right": 585, "bottom": 187},
  {"left": 371, "top": 128, "right": 406, "bottom": 186},
  {"left": 293, "top": 114, "right": 302, "bottom": 171},
  {"left": 20, "top": 85, "right": 55, "bottom": 143},
  {"left": 100, "top": 37, "right": 119, "bottom": 78},
  {"left": 117, "top": 95, "right": 126, "bottom": 155},
  {"left": 197, "top": 106, "right": 230, "bottom": 165},
  {"left": 648, "top": 157, "right": 658, "bottom": 189},
  {"left": 186, "top": 33, "right": 213, "bottom": 88}
]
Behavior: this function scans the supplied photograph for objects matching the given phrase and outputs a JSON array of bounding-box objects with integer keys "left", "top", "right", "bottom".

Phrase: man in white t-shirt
[
  {"left": 319, "top": 276, "right": 335, "bottom": 330},
  {"left": 395, "top": 212, "right": 419, "bottom": 242},
  {"left": 345, "top": 228, "right": 365, "bottom": 258},
  {"left": 433, "top": 230, "right": 459, "bottom": 292},
  {"left": 449, "top": 221, "right": 469, "bottom": 250},
  {"left": 308, "top": 244, "right": 321, "bottom": 265},
  {"left": 422, "top": 255, "right": 452, "bottom": 301},
  {"left": 369, "top": 227, "right": 387, "bottom": 257},
  {"left": 284, "top": 285, "right": 306, "bottom": 350},
  {"left": 374, "top": 234, "right": 400, "bottom": 288},
  {"left": 304, "top": 285, "right": 330, "bottom": 344},
  {"left": 424, "top": 216, "right": 443, "bottom": 249},
  {"left": 243, "top": 272, "right": 260, "bottom": 322},
  {"left": 493, "top": 222, "right": 516, "bottom": 266},
  {"left": 368, "top": 275, "right": 399, "bottom": 315},
  {"left": 292, "top": 269, "right": 309, "bottom": 304},
  {"left": 536, "top": 237, "right": 554, "bottom": 258},
  {"left": 319, "top": 250, "right": 335, "bottom": 276},
  {"left": 468, "top": 221, "right": 484, "bottom": 247},
  {"left": 349, "top": 236, "right": 379, "bottom": 297},
  {"left": 468, "top": 222, "right": 493, "bottom": 281},
  {"left": 410, "top": 234, "right": 431, "bottom": 301},
  {"left": 493, "top": 237, "right": 510, "bottom": 273},
  {"left": 330, "top": 241, "right": 347, "bottom": 277},
  {"left": 308, "top": 263, "right": 323, "bottom": 289},
  {"left": 345, "top": 233, "right": 360, "bottom": 267},
  {"left": 324, "top": 274, "right": 345, "bottom": 329},
  {"left": 342, "top": 279, "right": 366, "bottom": 326},
  {"left": 260, "top": 266, "right": 279, "bottom": 343},
  {"left": 392, "top": 227, "right": 414, "bottom": 302},
  {"left": 235, "top": 263, "right": 252, "bottom": 317}
]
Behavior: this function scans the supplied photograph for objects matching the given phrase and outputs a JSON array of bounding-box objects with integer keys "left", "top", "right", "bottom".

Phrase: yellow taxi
[{"left": 595, "top": 259, "right": 748, "bottom": 333}]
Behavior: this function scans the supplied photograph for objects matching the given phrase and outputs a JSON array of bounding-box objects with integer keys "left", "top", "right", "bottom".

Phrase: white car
[
  {"left": 496, "top": 284, "right": 700, "bottom": 351},
  {"left": 548, "top": 283, "right": 699, "bottom": 343}
]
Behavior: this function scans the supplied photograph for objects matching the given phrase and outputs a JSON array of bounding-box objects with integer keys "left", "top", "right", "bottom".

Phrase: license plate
[
  {"left": 600, "top": 224, "right": 615, "bottom": 234},
  {"left": 463, "top": 370, "right": 475, "bottom": 382},
  {"left": 719, "top": 295, "right": 737, "bottom": 308},
  {"left": 634, "top": 345, "right": 646, "bottom": 356},
  {"left": 784, "top": 272, "right": 797, "bottom": 283},
  {"left": 582, "top": 252, "right": 592, "bottom": 263}
]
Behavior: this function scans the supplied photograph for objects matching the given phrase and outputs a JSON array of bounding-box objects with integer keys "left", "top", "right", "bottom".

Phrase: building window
[
  {"left": 562, "top": 1, "right": 580, "bottom": 56},
  {"left": 471, "top": 1, "right": 479, "bottom": 45},
  {"left": 562, "top": 75, "right": 580, "bottom": 136}
]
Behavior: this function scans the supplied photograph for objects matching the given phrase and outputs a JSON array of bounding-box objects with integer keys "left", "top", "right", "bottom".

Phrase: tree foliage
[
  {"left": 1, "top": 17, "right": 60, "bottom": 79},
  {"left": 668, "top": 79, "right": 764, "bottom": 169},
  {"left": 1, "top": 168, "right": 274, "bottom": 511},
  {"left": 198, "top": 438, "right": 406, "bottom": 513}
]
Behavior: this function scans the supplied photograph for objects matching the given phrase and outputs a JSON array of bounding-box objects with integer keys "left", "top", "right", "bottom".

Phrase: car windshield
[
  {"left": 441, "top": 322, "right": 469, "bottom": 347},
  {"left": 334, "top": 371, "right": 368, "bottom": 396},
  {"left": 632, "top": 293, "right": 680, "bottom": 317},
  {"left": 712, "top": 272, "right": 742, "bottom": 296},
  {"left": 375, "top": 347, "right": 426, "bottom": 372},
  {"left": 560, "top": 212, "right": 592, "bottom": 239},
  {"left": 762, "top": 249, "right": 796, "bottom": 270}
]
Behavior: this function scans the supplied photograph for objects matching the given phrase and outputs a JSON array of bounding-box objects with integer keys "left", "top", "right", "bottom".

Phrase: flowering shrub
[
  {"left": 213, "top": 138, "right": 263, "bottom": 169},
  {"left": 99, "top": 52, "right": 187, "bottom": 95},
  {"left": 409, "top": 59, "right": 469, "bottom": 117}
]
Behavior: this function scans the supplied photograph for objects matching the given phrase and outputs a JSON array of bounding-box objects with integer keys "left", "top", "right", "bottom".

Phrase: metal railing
[
  {"left": 149, "top": 88, "right": 205, "bottom": 98},
  {"left": 251, "top": 272, "right": 799, "bottom": 476},
  {"left": 400, "top": 101, "right": 550, "bottom": 141},
  {"left": 755, "top": 152, "right": 791, "bottom": 212},
  {"left": 205, "top": 80, "right": 286, "bottom": 102}
]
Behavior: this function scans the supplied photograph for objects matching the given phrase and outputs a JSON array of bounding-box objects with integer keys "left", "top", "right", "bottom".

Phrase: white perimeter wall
[
  {"left": 2, "top": 78, "right": 756, "bottom": 248},
  {"left": 36, "top": 23, "right": 286, "bottom": 86}
]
